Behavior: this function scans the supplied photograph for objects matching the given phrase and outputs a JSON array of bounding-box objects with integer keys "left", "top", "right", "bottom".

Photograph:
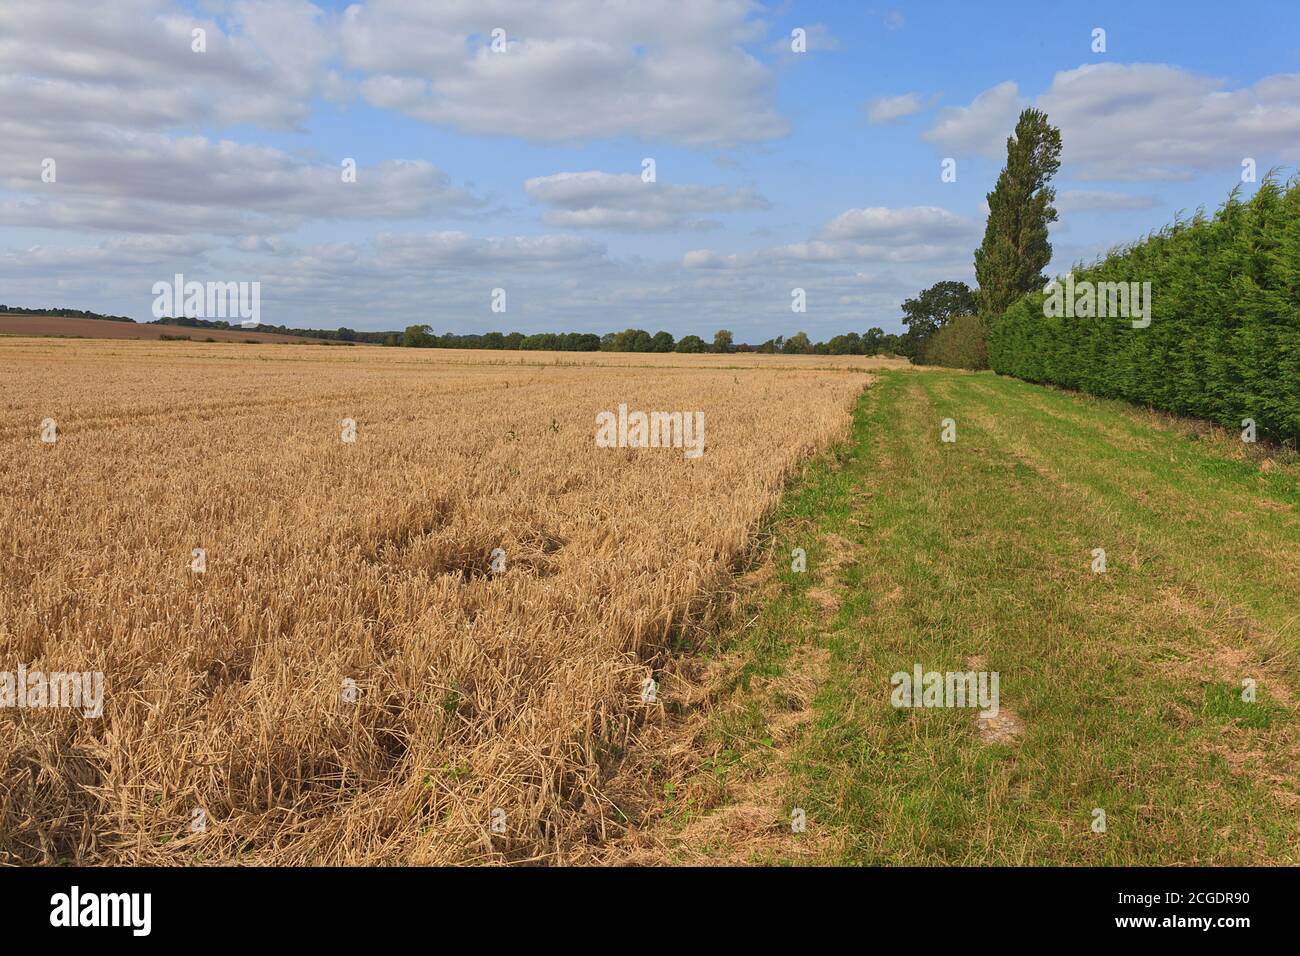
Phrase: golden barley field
[{"left": 0, "top": 337, "right": 891, "bottom": 864}]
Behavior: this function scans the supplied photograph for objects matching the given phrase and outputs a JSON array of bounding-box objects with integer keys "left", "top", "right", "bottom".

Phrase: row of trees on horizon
[
  {"left": 1, "top": 303, "right": 922, "bottom": 357},
  {"left": 393, "top": 325, "right": 918, "bottom": 356}
]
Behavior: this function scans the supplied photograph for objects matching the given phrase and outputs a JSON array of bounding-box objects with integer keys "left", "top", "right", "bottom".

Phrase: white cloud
[
  {"left": 524, "top": 171, "right": 767, "bottom": 231},
  {"left": 0, "top": 0, "right": 487, "bottom": 236},
  {"left": 0, "top": 0, "right": 334, "bottom": 130},
  {"left": 922, "top": 81, "right": 1024, "bottom": 156},
  {"left": 340, "top": 0, "right": 786, "bottom": 145},
  {"left": 0, "top": 235, "right": 214, "bottom": 276},
  {"left": 685, "top": 205, "right": 978, "bottom": 271},
  {"left": 372, "top": 231, "right": 605, "bottom": 269},
  {"left": 0, "top": 127, "right": 480, "bottom": 235},
  {"left": 682, "top": 249, "right": 740, "bottom": 270},
  {"left": 924, "top": 64, "right": 1300, "bottom": 181},
  {"left": 865, "top": 93, "right": 926, "bottom": 124},
  {"left": 818, "top": 206, "right": 977, "bottom": 243}
]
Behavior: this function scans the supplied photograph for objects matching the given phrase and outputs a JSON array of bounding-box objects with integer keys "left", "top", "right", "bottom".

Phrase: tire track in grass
[
  {"left": 983, "top": 377, "right": 1300, "bottom": 510},
  {"left": 964, "top": 375, "right": 1300, "bottom": 558},
  {"left": 812, "top": 370, "right": 1073, "bottom": 864},
  {"left": 954, "top": 375, "right": 1299, "bottom": 682},
  {"left": 946, "top": 374, "right": 1300, "bottom": 841}
]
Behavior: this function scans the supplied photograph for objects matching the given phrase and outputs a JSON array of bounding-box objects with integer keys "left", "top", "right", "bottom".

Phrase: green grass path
[{"left": 680, "top": 369, "right": 1299, "bottom": 865}]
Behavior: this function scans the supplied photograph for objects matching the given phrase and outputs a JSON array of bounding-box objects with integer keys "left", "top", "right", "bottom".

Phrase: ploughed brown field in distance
[
  {"left": 0, "top": 313, "right": 336, "bottom": 345},
  {"left": 0, "top": 336, "right": 895, "bottom": 864}
]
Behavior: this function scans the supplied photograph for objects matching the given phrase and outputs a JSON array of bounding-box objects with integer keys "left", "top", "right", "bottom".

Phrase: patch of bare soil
[
  {"left": 1155, "top": 587, "right": 1297, "bottom": 706},
  {"left": 967, "top": 656, "right": 1025, "bottom": 744},
  {"left": 804, "top": 532, "right": 853, "bottom": 619}
]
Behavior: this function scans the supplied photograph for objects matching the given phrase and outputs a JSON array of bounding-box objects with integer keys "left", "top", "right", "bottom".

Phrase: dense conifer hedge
[{"left": 989, "top": 176, "right": 1300, "bottom": 443}]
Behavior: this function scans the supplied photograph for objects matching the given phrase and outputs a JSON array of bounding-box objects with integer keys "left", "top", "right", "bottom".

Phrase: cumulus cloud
[
  {"left": 524, "top": 171, "right": 768, "bottom": 231},
  {"left": 818, "top": 205, "right": 976, "bottom": 244},
  {"left": 0, "top": 234, "right": 215, "bottom": 277},
  {"left": 685, "top": 205, "right": 979, "bottom": 270},
  {"left": 0, "top": 0, "right": 483, "bottom": 235},
  {"left": 0, "top": 129, "right": 481, "bottom": 235},
  {"left": 865, "top": 93, "right": 927, "bottom": 125},
  {"left": 0, "top": 229, "right": 608, "bottom": 325},
  {"left": 0, "top": 0, "right": 335, "bottom": 130},
  {"left": 47, "top": 0, "right": 776, "bottom": 148},
  {"left": 924, "top": 64, "right": 1300, "bottom": 181},
  {"left": 372, "top": 231, "right": 605, "bottom": 269},
  {"left": 340, "top": 0, "right": 786, "bottom": 145},
  {"left": 923, "top": 81, "right": 1024, "bottom": 156}
]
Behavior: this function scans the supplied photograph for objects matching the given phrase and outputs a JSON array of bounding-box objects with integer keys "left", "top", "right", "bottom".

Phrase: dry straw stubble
[{"left": 0, "top": 339, "right": 879, "bottom": 864}]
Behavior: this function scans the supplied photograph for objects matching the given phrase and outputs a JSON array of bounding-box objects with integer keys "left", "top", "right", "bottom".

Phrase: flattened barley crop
[{"left": 0, "top": 339, "right": 874, "bottom": 864}]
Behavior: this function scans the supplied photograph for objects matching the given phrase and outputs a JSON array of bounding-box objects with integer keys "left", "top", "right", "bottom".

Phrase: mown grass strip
[{"left": 678, "top": 369, "right": 1298, "bottom": 865}]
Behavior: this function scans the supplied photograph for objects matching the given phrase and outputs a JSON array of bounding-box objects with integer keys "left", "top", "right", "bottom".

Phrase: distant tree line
[
  {"left": 151, "top": 316, "right": 384, "bottom": 343},
  {"left": 1, "top": 308, "right": 388, "bottom": 343},
  {"left": 13, "top": 301, "right": 986, "bottom": 360},
  {"left": 0, "top": 305, "right": 136, "bottom": 323},
  {"left": 398, "top": 327, "right": 600, "bottom": 350},
  {"left": 396, "top": 324, "right": 914, "bottom": 356},
  {"left": 5, "top": 302, "right": 924, "bottom": 356}
]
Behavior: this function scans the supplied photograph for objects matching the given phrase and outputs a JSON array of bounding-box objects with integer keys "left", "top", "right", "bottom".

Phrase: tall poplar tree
[{"left": 974, "top": 108, "right": 1063, "bottom": 321}]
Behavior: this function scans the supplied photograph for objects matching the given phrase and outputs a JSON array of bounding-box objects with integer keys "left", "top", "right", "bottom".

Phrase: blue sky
[{"left": 3, "top": 0, "right": 1299, "bottom": 341}]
